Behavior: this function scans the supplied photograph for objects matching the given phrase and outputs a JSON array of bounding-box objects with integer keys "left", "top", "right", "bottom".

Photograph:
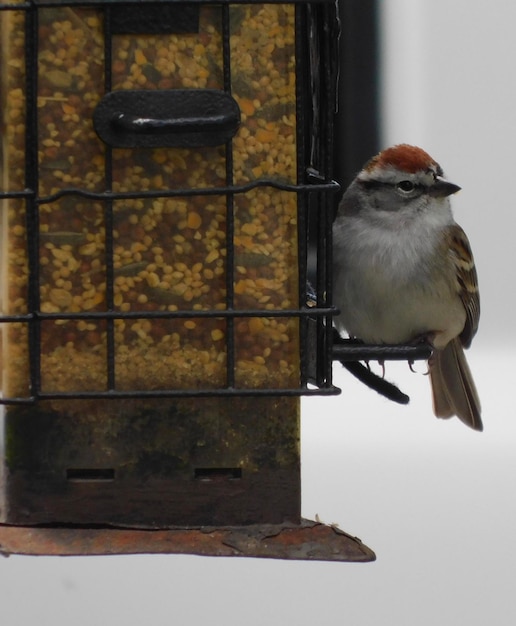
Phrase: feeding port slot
[
  {"left": 66, "top": 469, "right": 116, "bottom": 482},
  {"left": 194, "top": 468, "right": 242, "bottom": 482}
]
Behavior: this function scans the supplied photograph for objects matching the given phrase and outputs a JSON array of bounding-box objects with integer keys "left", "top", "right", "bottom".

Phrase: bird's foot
[{"left": 408, "top": 332, "right": 434, "bottom": 373}]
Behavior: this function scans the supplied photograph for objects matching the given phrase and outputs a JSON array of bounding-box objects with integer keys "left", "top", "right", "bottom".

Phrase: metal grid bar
[
  {"left": 0, "top": 306, "right": 334, "bottom": 322},
  {"left": 34, "top": 179, "right": 339, "bottom": 204},
  {"left": 0, "top": 385, "right": 341, "bottom": 405},
  {"left": 294, "top": 2, "right": 309, "bottom": 389},
  {"left": 0, "top": 3, "right": 31, "bottom": 9},
  {"left": 333, "top": 342, "right": 433, "bottom": 363},
  {"left": 222, "top": 2, "right": 236, "bottom": 389},
  {"left": 319, "top": 0, "right": 340, "bottom": 389},
  {"left": 24, "top": 3, "right": 42, "bottom": 398},
  {"left": 0, "top": 191, "right": 34, "bottom": 199},
  {"left": 103, "top": 5, "right": 117, "bottom": 390},
  {"left": 22, "top": 0, "right": 339, "bottom": 6}
]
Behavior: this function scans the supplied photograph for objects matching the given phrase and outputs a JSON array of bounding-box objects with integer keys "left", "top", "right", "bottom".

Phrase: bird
[{"left": 332, "top": 144, "right": 482, "bottom": 431}]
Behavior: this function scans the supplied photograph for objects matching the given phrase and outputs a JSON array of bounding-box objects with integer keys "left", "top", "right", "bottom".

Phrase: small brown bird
[{"left": 333, "top": 144, "right": 482, "bottom": 431}]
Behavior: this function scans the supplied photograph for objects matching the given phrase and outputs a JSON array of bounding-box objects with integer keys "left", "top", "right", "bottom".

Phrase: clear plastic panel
[{"left": 1, "top": 4, "right": 300, "bottom": 397}]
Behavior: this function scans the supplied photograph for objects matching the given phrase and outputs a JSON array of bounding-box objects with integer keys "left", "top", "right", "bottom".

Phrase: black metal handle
[
  {"left": 94, "top": 89, "right": 241, "bottom": 149},
  {"left": 111, "top": 111, "right": 238, "bottom": 136}
]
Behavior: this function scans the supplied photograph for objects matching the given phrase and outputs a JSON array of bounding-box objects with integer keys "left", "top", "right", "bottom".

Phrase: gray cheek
[{"left": 371, "top": 188, "right": 401, "bottom": 212}]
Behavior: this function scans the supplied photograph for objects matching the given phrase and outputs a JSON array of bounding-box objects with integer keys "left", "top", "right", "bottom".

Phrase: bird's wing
[{"left": 448, "top": 223, "right": 480, "bottom": 348}]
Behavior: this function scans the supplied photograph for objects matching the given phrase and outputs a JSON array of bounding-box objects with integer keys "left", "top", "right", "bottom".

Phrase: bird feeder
[{"left": 0, "top": 0, "right": 376, "bottom": 561}]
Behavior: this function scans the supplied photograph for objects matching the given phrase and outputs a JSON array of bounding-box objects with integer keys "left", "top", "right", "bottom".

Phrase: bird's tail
[{"left": 429, "top": 337, "right": 482, "bottom": 431}]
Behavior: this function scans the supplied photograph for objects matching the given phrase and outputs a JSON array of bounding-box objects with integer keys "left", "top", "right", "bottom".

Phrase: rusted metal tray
[{"left": 0, "top": 519, "right": 375, "bottom": 562}]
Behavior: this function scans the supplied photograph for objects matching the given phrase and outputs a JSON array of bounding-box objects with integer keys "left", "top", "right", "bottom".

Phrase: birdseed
[{"left": 1, "top": 3, "right": 300, "bottom": 398}]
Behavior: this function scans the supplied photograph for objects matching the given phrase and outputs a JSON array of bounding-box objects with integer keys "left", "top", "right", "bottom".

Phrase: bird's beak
[{"left": 429, "top": 177, "right": 461, "bottom": 198}]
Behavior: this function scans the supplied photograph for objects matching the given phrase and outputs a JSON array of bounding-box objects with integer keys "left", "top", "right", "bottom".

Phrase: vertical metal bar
[
  {"left": 315, "top": 191, "right": 330, "bottom": 388},
  {"left": 103, "top": 6, "right": 116, "bottom": 391},
  {"left": 311, "top": 3, "right": 329, "bottom": 388},
  {"left": 295, "top": 2, "right": 309, "bottom": 388},
  {"left": 301, "top": 2, "right": 340, "bottom": 390},
  {"left": 25, "top": 3, "right": 41, "bottom": 397},
  {"left": 322, "top": 188, "right": 334, "bottom": 389},
  {"left": 222, "top": 3, "right": 235, "bottom": 388},
  {"left": 318, "top": 1, "right": 337, "bottom": 389},
  {"left": 322, "top": 1, "right": 340, "bottom": 389}
]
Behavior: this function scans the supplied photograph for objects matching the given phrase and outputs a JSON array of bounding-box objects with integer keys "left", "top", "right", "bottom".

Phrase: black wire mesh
[{"left": 0, "top": 0, "right": 341, "bottom": 404}]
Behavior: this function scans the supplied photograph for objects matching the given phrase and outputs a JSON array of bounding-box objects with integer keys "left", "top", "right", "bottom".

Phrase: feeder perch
[{"left": 0, "top": 0, "right": 385, "bottom": 561}]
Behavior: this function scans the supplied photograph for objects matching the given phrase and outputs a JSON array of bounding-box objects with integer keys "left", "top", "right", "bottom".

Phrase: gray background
[{"left": 1, "top": 1, "right": 515, "bottom": 624}]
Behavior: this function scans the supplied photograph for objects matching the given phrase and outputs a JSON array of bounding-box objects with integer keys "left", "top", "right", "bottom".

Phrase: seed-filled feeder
[{"left": 0, "top": 0, "right": 378, "bottom": 560}]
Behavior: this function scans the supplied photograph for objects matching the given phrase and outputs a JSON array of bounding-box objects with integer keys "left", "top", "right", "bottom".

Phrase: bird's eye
[{"left": 397, "top": 180, "right": 415, "bottom": 193}]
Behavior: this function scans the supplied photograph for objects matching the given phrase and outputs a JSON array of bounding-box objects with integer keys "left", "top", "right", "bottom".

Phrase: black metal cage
[{"left": 0, "top": 0, "right": 341, "bottom": 405}]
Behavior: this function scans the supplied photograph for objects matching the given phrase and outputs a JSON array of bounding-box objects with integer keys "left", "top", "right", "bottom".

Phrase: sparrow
[{"left": 332, "top": 144, "right": 482, "bottom": 431}]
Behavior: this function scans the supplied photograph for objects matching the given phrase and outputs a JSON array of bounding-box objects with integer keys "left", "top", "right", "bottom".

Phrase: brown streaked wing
[{"left": 448, "top": 223, "right": 480, "bottom": 348}]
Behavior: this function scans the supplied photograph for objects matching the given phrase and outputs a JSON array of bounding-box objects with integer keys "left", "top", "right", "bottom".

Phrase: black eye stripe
[{"left": 359, "top": 180, "right": 426, "bottom": 193}]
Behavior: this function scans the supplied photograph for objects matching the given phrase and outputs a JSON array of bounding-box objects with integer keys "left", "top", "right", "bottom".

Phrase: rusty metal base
[{"left": 0, "top": 519, "right": 375, "bottom": 562}]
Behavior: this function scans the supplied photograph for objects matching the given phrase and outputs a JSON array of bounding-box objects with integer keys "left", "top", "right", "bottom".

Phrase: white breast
[{"left": 332, "top": 208, "right": 465, "bottom": 348}]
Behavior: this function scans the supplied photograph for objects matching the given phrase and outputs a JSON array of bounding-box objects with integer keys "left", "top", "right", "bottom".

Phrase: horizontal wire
[
  {"left": 0, "top": 307, "right": 336, "bottom": 322},
  {"left": 37, "top": 178, "right": 340, "bottom": 205},
  {"left": 0, "top": 384, "right": 342, "bottom": 405},
  {"left": 0, "top": 0, "right": 337, "bottom": 9}
]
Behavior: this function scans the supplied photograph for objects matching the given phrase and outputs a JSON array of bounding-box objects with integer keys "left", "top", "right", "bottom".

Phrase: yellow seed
[
  {"left": 241, "top": 222, "right": 258, "bottom": 236},
  {"left": 134, "top": 48, "right": 147, "bottom": 65},
  {"left": 239, "top": 98, "right": 255, "bottom": 116},
  {"left": 171, "top": 283, "right": 187, "bottom": 296},
  {"left": 146, "top": 272, "right": 160, "bottom": 287},
  {"left": 205, "top": 249, "right": 219, "bottom": 264},
  {"left": 82, "top": 297, "right": 98, "bottom": 311},
  {"left": 79, "top": 242, "right": 97, "bottom": 256},
  {"left": 203, "top": 268, "right": 214, "bottom": 280},
  {"left": 50, "top": 248, "right": 69, "bottom": 261},
  {"left": 184, "top": 320, "right": 196, "bottom": 330},
  {"left": 234, "top": 280, "right": 246, "bottom": 295},
  {"left": 187, "top": 211, "right": 202, "bottom": 229},
  {"left": 211, "top": 329, "right": 224, "bottom": 341},
  {"left": 248, "top": 317, "right": 265, "bottom": 334},
  {"left": 49, "top": 288, "right": 72, "bottom": 308},
  {"left": 255, "top": 128, "right": 277, "bottom": 144}
]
